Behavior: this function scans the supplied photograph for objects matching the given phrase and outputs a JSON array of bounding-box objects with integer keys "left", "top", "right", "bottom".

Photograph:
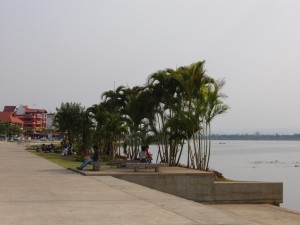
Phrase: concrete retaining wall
[
  {"left": 213, "top": 181, "right": 283, "bottom": 205},
  {"left": 113, "top": 173, "right": 283, "bottom": 206}
]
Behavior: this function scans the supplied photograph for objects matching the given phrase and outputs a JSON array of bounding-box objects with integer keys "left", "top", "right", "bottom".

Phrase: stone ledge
[{"left": 115, "top": 174, "right": 283, "bottom": 206}]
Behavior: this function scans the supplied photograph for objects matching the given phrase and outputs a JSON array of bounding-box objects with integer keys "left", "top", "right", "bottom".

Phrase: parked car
[{"left": 13, "top": 136, "right": 21, "bottom": 141}]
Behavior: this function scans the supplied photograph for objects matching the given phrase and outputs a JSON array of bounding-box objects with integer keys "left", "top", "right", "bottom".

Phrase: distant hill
[{"left": 211, "top": 133, "right": 300, "bottom": 140}]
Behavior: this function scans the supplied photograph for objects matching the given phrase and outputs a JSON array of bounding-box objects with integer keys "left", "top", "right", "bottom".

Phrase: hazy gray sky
[{"left": 1, "top": 0, "right": 300, "bottom": 134}]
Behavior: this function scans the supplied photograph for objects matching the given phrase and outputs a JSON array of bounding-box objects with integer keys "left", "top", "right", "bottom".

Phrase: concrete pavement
[{"left": 1, "top": 141, "right": 300, "bottom": 225}]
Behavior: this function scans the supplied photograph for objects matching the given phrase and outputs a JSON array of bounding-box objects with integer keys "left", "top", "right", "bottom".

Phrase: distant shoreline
[{"left": 211, "top": 133, "right": 300, "bottom": 141}]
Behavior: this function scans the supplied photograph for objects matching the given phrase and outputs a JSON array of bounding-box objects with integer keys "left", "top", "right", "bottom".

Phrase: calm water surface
[{"left": 150, "top": 140, "right": 300, "bottom": 211}]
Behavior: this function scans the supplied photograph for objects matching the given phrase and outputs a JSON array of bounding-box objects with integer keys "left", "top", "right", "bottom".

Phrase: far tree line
[
  {"left": 53, "top": 61, "right": 229, "bottom": 170},
  {"left": 211, "top": 133, "right": 300, "bottom": 141}
]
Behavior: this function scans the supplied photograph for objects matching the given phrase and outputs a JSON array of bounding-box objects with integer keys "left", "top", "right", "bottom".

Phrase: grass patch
[
  {"left": 27, "top": 148, "right": 85, "bottom": 169},
  {"left": 26, "top": 148, "right": 232, "bottom": 180}
]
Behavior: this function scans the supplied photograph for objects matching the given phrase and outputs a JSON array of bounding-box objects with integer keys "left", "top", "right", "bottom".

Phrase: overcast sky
[{"left": 1, "top": 0, "right": 300, "bottom": 134}]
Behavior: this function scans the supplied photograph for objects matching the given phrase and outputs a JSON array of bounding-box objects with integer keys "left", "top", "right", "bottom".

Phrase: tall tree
[{"left": 54, "top": 102, "right": 86, "bottom": 145}]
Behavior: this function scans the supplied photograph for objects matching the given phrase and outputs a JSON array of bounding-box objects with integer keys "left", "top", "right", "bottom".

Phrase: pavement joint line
[
  {"left": 263, "top": 204, "right": 300, "bottom": 215},
  {"left": 0, "top": 199, "right": 143, "bottom": 203}
]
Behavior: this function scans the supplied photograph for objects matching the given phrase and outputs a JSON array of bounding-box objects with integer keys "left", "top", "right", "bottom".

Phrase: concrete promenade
[{"left": 1, "top": 142, "right": 300, "bottom": 225}]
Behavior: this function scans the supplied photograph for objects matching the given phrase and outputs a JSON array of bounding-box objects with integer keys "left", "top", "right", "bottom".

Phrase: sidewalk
[{"left": 1, "top": 142, "right": 300, "bottom": 225}]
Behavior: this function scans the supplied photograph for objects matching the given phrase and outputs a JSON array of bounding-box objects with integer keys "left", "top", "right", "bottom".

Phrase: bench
[
  {"left": 126, "top": 163, "right": 168, "bottom": 172},
  {"left": 108, "top": 159, "right": 140, "bottom": 168}
]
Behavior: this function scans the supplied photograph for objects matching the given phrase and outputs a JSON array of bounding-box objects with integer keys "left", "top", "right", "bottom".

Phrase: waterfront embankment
[{"left": 1, "top": 141, "right": 300, "bottom": 225}]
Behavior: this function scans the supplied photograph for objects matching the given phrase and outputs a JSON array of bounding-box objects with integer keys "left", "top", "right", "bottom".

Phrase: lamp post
[{"left": 20, "top": 127, "right": 24, "bottom": 141}]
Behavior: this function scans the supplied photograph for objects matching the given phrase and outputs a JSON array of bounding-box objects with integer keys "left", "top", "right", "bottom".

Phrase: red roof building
[
  {"left": 0, "top": 111, "right": 24, "bottom": 127},
  {"left": 15, "top": 105, "right": 47, "bottom": 131}
]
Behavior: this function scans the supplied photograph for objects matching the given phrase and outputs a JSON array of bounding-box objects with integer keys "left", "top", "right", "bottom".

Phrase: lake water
[{"left": 150, "top": 140, "right": 300, "bottom": 212}]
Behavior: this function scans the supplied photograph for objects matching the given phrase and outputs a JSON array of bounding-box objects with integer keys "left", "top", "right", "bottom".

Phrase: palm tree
[
  {"left": 202, "top": 79, "right": 229, "bottom": 170},
  {"left": 147, "top": 69, "right": 183, "bottom": 164},
  {"left": 168, "top": 61, "right": 207, "bottom": 167},
  {"left": 87, "top": 102, "right": 123, "bottom": 158},
  {"left": 119, "top": 86, "right": 153, "bottom": 159}
]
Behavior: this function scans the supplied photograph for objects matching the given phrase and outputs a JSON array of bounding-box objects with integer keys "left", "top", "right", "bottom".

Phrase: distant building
[
  {"left": 15, "top": 105, "right": 47, "bottom": 132},
  {"left": 46, "top": 113, "right": 55, "bottom": 129},
  {"left": 3, "top": 106, "right": 17, "bottom": 112}
]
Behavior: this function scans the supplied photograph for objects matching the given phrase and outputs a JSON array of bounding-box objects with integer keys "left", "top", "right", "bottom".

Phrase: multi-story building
[{"left": 15, "top": 105, "right": 47, "bottom": 132}]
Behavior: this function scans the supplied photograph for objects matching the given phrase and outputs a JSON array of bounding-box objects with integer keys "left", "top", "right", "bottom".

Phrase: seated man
[
  {"left": 76, "top": 146, "right": 99, "bottom": 170},
  {"left": 49, "top": 143, "right": 58, "bottom": 153}
]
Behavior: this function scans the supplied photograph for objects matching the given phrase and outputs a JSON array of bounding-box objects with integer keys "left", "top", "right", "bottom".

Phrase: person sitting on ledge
[
  {"left": 145, "top": 145, "right": 152, "bottom": 163},
  {"left": 139, "top": 145, "right": 152, "bottom": 163},
  {"left": 61, "top": 147, "right": 68, "bottom": 156},
  {"left": 76, "top": 146, "right": 99, "bottom": 170}
]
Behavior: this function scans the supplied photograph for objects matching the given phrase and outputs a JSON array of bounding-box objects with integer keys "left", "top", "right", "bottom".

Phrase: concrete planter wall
[
  {"left": 213, "top": 182, "right": 283, "bottom": 205},
  {"left": 113, "top": 173, "right": 283, "bottom": 206}
]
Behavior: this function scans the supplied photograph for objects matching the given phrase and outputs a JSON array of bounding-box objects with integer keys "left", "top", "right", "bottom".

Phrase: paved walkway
[{"left": 1, "top": 142, "right": 300, "bottom": 225}]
